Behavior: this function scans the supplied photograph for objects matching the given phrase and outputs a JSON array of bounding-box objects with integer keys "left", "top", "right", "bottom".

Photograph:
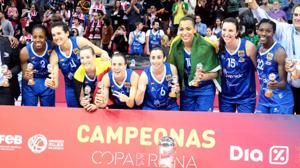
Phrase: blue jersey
[
  {"left": 130, "top": 32, "right": 144, "bottom": 55},
  {"left": 82, "top": 74, "right": 97, "bottom": 102},
  {"left": 257, "top": 42, "right": 294, "bottom": 107},
  {"left": 55, "top": 36, "right": 81, "bottom": 87},
  {"left": 22, "top": 40, "right": 55, "bottom": 107},
  {"left": 183, "top": 49, "right": 215, "bottom": 96},
  {"left": 109, "top": 69, "right": 132, "bottom": 109},
  {"left": 27, "top": 41, "right": 52, "bottom": 78},
  {"left": 149, "top": 29, "right": 161, "bottom": 50},
  {"left": 219, "top": 38, "right": 256, "bottom": 103},
  {"left": 143, "top": 63, "right": 178, "bottom": 110}
]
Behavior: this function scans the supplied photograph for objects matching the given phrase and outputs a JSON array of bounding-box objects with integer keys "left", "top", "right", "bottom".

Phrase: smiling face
[
  {"left": 257, "top": 22, "right": 274, "bottom": 46},
  {"left": 32, "top": 27, "right": 47, "bottom": 50},
  {"left": 79, "top": 48, "right": 96, "bottom": 72},
  {"left": 51, "top": 26, "right": 69, "bottom": 46},
  {"left": 111, "top": 55, "right": 127, "bottom": 79},
  {"left": 150, "top": 49, "right": 165, "bottom": 71},
  {"left": 293, "top": 6, "right": 300, "bottom": 31},
  {"left": 178, "top": 20, "right": 196, "bottom": 44},
  {"left": 221, "top": 21, "right": 239, "bottom": 44}
]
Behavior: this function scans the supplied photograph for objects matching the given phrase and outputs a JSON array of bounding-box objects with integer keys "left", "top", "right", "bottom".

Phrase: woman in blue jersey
[
  {"left": 135, "top": 47, "right": 179, "bottom": 111},
  {"left": 218, "top": 17, "right": 257, "bottom": 113},
  {"left": 74, "top": 46, "right": 111, "bottom": 112},
  {"left": 256, "top": 19, "right": 294, "bottom": 114},
  {"left": 19, "top": 24, "right": 55, "bottom": 106},
  {"left": 45, "top": 21, "right": 110, "bottom": 107},
  {"left": 168, "top": 16, "right": 221, "bottom": 112},
  {"left": 94, "top": 52, "right": 139, "bottom": 109}
]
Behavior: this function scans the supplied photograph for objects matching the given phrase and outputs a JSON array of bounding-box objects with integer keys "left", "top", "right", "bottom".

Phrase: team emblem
[
  {"left": 74, "top": 48, "right": 79, "bottom": 54},
  {"left": 238, "top": 57, "right": 245, "bottom": 62},
  {"left": 124, "top": 82, "right": 131, "bottom": 88},
  {"left": 238, "top": 50, "right": 245, "bottom": 57},
  {"left": 166, "top": 75, "right": 172, "bottom": 81},
  {"left": 60, "top": 59, "right": 64, "bottom": 62},
  {"left": 267, "top": 53, "right": 273, "bottom": 60}
]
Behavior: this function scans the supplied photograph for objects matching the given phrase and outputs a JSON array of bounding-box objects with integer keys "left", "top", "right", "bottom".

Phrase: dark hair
[
  {"left": 179, "top": 15, "right": 195, "bottom": 27},
  {"left": 218, "top": 17, "right": 240, "bottom": 53},
  {"left": 150, "top": 47, "right": 165, "bottom": 57},
  {"left": 51, "top": 21, "right": 69, "bottom": 33},
  {"left": 31, "top": 24, "right": 48, "bottom": 37},
  {"left": 112, "top": 52, "right": 127, "bottom": 65},
  {"left": 79, "top": 45, "right": 96, "bottom": 56},
  {"left": 257, "top": 18, "right": 276, "bottom": 33}
]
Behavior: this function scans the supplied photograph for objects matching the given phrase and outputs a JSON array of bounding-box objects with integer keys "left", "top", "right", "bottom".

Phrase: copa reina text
[{"left": 77, "top": 125, "right": 216, "bottom": 148}]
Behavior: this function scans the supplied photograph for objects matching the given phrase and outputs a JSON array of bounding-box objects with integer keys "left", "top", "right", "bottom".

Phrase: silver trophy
[
  {"left": 46, "top": 64, "right": 55, "bottom": 86},
  {"left": 97, "top": 81, "right": 105, "bottom": 104},
  {"left": 84, "top": 85, "right": 92, "bottom": 103},
  {"left": 189, "top": 63, "right": 203, "bottom": 87},
  {"left": 1, "top": 64, "right": 9, "bottom": 87},
  {"left": 27, "top": 63, "right": 35, "bottom": 85},
  {"left": 169, "top": 75, "right": 178, "bottom": 98},
  {"left": 159, "top": 136, "right": 175, "bottom": 168},
  {"left": 265, "top": 73, "right": 276, "bottom": 98}
]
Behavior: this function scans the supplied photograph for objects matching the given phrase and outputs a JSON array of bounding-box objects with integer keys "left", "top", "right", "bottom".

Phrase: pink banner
[{"left": 0, "top": 106, "right": 299, "bottom": 167}]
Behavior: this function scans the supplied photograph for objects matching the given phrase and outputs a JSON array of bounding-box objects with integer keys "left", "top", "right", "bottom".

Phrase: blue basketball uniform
[
  {"left": 219, "top": 38, "right": 256, "bottom": 113},
  {"left": 82, "top": 74, "right": 97, "bottom": 103},
  {"left": 55, "top": 37, "right": 81, "bottom": 107},
  {"left": 22, "top": 41, "right": 55, "bottom": 106},
  {"left": 109, "top": 69, "right": 133, "bottom": 109},
  {"left": 143, "top": 63, "right": 179, "bottom": 111},
  {"left": 149, "top": 30, "right": 161, "bottom": 50},
  {"left": 256, "top": 42, "right": 294, "bottom": 114},
  {"left": 130, "top": 32, "right": 144, "bottom": 55},
  {"left": 181, "top": 49, "right": 216, "bottom": 112}
]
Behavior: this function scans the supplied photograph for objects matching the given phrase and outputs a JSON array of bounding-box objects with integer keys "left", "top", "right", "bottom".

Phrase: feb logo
[{"left": 28, "top": 134, "right": 48, "bottom": 154}]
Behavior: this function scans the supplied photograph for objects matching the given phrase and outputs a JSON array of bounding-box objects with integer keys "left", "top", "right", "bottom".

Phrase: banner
[{"left": 0, "top": 106, "right": 300, "bottom": 168}]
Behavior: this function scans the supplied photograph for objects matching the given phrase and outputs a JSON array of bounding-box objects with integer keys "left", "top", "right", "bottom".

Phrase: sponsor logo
[
  {"left": 27, "top": 134, "right": 47, "bottom": 154},
  {"left": 269, "top": 146, "right": 289, "bottom": 165},
  {"left": 27, "top": 134, "right": 64, "bottom": 154},
  {"left": 230, "top": 145, "right": 289, "bottom": 165},
  {"left": 0, "top": 134, "right": 22, "bottom": 151}
]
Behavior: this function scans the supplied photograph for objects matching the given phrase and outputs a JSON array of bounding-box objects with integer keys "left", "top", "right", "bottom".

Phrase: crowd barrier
[{"left": 0, "top": 106, "right": 299, "bottom": 167}]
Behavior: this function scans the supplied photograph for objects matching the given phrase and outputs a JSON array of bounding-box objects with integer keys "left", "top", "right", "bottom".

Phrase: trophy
[
  {"left": 189, "top": 63, "right": 203, "bottom": 87},
  {"left": 1, "top": 64, "right": 9, "bottom": 87},
  {"left": 27, "top": 63, "right": 35, "bottom": 85},
  {"left": 96, "top": 81, "right": 105, "bottom": 104},
  {"left": 264, "top": 73, "right": 276, "bottom": 98},
  {"left": 46, "top": 64, "right": 55, "bottom": 86},
  {"left": 286, "top": 58, "right": 298, "bottom": 80},
  {"left": 159, "top": 136, "right": 176, "bottom": 168},
  {"left": 169, "top": 75, "right": 178, "bottom": 98},
  {"left": 84, "top": 85, "right": 92, "bottom": 103}
]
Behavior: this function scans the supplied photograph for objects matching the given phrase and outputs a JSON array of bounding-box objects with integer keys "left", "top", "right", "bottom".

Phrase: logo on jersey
[
  {"left": 267, "top": 53, "right": 273, "bottom": 61},
  {"left": 124, "top": 82, "right": 131, "bottom": 88},
  {"left": 74, "top": 48, "right": 79, "bottom": 55},
  {"left": 239, "top": 57, "right": 245, "bottom": 62},
  {"left": 166, "top": 74, "right": 172, "bottom": 81},
  {"left": 48, "top": 50, "right": 52, "bottom": 55},
  {"left": 238, "top": 50, "right": 245, "bottom": 57},
  {"left": 60, "top": 58, "right": 65, "bottom": 62},
  {"left": 31, "top": 56, "right": 36, "bottom": 60}
]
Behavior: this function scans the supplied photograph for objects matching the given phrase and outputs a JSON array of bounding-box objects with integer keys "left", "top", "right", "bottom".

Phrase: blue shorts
[
  {"left": 180, "top": 91, "right": 214, "bottom": 112},
  {"left": 219, "top": 98, "right": 255, "bottom": 113},
  {"left": 256, "top": 104, "right": 294, "bottom": 114},
  {"left": 22, "top": 78, "right": 55, "bottom": 106},
  {"left": 65, "top": 85, "right": 79, "bottom": 107}
]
